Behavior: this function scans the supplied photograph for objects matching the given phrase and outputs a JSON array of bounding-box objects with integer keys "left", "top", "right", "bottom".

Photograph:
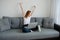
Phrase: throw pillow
[
  {"left": 0, "top": 18, "right": 10, "bottom": 32},
  {"left": 43, "top": 18, "right": 54, "bottom": 29},
  {"left": 3, "top": 16, "right": 11, "bottom": 27}
]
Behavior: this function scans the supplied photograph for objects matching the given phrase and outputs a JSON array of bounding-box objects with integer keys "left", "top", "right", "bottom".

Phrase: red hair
[{"left": 25, "top": 10, "right": 31, "bottom": 18}]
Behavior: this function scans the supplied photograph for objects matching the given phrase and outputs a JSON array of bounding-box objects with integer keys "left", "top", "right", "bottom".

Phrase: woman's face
[{"left": 28, "top": 13, "right": 31, "bottom": 17}]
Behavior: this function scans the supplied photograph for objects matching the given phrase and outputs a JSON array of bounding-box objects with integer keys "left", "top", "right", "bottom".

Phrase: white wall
[
  {"left": 50, "top": 0, "right": 56, "bottom": 18},
  {"left": 0, "top": 0, "right": 51, "bottom": 18}
]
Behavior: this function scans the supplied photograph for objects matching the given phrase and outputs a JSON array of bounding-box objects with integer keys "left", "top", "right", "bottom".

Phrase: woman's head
[{"left": 25, "top": 10, "right": 31, "bottom": 18}]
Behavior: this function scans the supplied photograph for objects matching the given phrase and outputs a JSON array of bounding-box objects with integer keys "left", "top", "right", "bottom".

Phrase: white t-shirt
[{"left": 24, "top": 16, "right": 31, "bottom": 25}]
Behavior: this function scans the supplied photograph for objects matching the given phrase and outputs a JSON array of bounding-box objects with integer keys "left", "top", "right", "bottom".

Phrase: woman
[{"left": 19, "top": 2, "right": 36, "bottom": 33}]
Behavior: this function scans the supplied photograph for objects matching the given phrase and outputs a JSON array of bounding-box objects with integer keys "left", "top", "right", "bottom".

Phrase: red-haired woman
[{"left": 19, "top": 2, "right": 36, "bottom": 33}]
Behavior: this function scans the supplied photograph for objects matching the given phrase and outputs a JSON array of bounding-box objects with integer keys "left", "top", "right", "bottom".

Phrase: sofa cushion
[
  {"left": 36, "top": 17, "right": 43, "bottom": 27},
  {"left": 19, "top": 17, "right": 24, "bottom": 28},
  {"left": 3, "top": 17, "right": 20, "bottom": 29},
  {"left": 11, "top": 17, "right": 20, "bottom": 29},
  {"left": 30, "top": 17, "right": 36, "bottom": 22},
  {"left": 3, "top": 17, "right": 11, "bottom": 27},
  {"left": 43, "top": 17, "right": 54, "bottom": 29},
  {"left": 0, "top": 18, "right": 10, "bottom": 32},
  {"left": 0, "top": 28, "right": 59, "bottom": 40}
]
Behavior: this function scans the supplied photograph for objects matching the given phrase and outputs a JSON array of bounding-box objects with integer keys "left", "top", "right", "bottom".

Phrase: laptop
[{"left": 28, "top": 22, "right": 38, "bottom": 29}]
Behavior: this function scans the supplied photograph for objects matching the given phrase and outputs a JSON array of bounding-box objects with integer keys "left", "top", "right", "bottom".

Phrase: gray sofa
[{"left": 0, "top": 17, "right": 59, "bottom": 40}]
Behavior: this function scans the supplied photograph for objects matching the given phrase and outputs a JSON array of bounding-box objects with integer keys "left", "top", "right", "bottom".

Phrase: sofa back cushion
[
  {"left": 11, "top": 17, "right": 20, "bottom": 29},
  {"left": 3, "top": 17, "right": 54, "bottom": 29},
  {"left": 43, "top": 17, "right": 54, "bottom": 29},
  {"left": 3, "top": 17, "right": 20, "bottom": 29},
  {"left": 30, "top": 17, "right": 36, "bottom": 22},
  {"left": 36, "top": 17, "right": 43, "bottom": 27},
  {"left": 0, "top": 18, "right": 10, "bottom": 32},
  {"left": 19, "top": 17, "right": 24, "bottom": 28}
]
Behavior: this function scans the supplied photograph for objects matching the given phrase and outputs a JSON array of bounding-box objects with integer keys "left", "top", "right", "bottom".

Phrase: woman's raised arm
[
  {"left": 31, "top": 5, "right": 36, "bottom": 15},
  {"left": 19, "top": 2, "right": 25, "bottom": 17}
]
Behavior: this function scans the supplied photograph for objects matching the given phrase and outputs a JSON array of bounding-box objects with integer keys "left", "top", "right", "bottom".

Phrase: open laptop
[{"left": 28, "top": 22, "right": 38, "bottom": 29}]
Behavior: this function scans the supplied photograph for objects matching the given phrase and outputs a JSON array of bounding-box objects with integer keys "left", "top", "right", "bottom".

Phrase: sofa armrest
[{"left": 54, "top": 23, "right": 60, "bottom": 32}]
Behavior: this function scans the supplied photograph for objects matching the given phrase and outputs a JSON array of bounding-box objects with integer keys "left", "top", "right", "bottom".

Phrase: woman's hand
[
  {"left": 33, "top": 5, "right": 36, "bottom": 8},
  {"left": 32, "top": 5, "right": 36, "bottom": 9},
  {"left": 19, "top": 2, "right": 23, "bottom": 6}
]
